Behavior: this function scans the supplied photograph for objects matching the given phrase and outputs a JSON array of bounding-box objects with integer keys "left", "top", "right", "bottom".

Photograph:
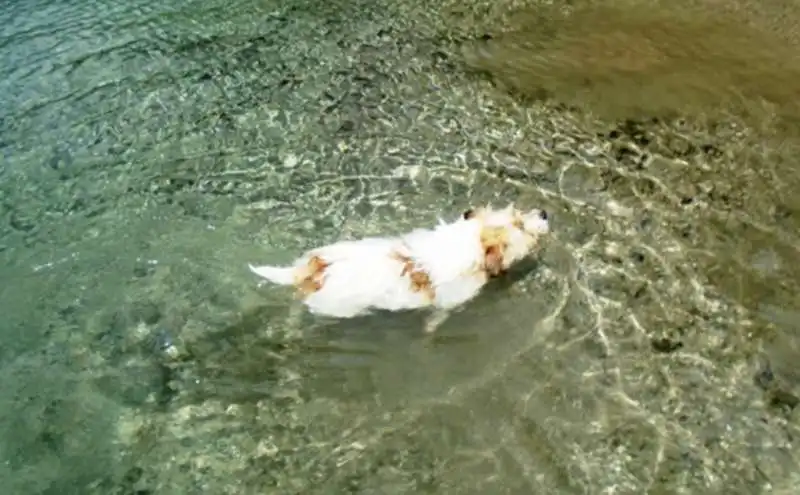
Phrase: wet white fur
[{"left": 249, "top": 204, "right": 549, "bottom": 332}]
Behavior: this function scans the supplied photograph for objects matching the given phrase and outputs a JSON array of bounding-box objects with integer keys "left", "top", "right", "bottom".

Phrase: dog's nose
[{"left": 539, "top": 210, "right": 548, "bottom": 221}]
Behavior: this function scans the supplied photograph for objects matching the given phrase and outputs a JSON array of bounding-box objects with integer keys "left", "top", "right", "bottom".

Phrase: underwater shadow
[{"left": 169, "top": 303, "right": 308, "bottom": 407}]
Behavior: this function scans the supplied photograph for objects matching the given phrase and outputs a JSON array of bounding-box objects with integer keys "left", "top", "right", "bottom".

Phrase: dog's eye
[{"left": 462, "top": 209, "right": 475, "bottom": 220}]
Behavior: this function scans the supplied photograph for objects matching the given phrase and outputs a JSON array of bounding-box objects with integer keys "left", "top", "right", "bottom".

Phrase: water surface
[{"left": 1, "top": 0, "right": 799, "bottom": 493}]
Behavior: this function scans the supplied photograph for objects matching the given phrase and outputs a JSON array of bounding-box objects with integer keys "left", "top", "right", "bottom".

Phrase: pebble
[{"left": 606, "top": 200, "right": 634, "bottom": 217}]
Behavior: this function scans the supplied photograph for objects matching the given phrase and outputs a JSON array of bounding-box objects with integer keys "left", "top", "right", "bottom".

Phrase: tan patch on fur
[
  {"left": 294, "top": 255, "right": 329, "bottom": 298},
  {"left": 511, "top": 211, "right": 525, "bottom": 231},
  {"left": 392, "top": 251, "right": 436, "bottom": 302},
  {"left": 480, "top": 226, "right": 510, "bottom": 277}
]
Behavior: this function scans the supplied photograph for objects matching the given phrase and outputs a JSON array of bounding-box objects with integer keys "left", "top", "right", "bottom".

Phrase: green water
[{"left": 1, "top": 0, "right": 799, "bottom": 493}]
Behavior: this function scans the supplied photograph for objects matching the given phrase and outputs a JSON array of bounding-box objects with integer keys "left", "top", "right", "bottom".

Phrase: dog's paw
[{"left": 424, "top": 309, "right": 451, "bottom": 333}]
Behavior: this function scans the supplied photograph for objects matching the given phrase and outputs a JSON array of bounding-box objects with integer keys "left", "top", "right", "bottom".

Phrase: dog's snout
[{"left": 539, "top": 210, "right": 548, "bottom": 221}]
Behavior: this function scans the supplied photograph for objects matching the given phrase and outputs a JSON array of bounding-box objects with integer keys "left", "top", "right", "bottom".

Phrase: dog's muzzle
[{"left": 523, "top": 209, "right": 551, "bottom": 234}]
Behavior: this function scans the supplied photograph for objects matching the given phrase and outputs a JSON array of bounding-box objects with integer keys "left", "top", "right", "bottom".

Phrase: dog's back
[
  {"left": 401, "top": 219, "right": 489, "bottom": 309},
  {"left": 302, "top": 239, "right": 431, "bottom": 318}
]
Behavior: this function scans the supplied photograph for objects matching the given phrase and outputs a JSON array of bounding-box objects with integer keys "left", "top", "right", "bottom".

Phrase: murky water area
[{"left": 1, "top": 0, "right": 799, "bottom": 493}]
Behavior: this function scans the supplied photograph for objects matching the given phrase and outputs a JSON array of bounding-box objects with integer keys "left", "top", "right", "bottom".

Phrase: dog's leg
[
  {"left": 424, "top": 308, "right": 452, "bottom": 333},
  {"left": 281, "top": 300, "right": 307, "bottom": 337}
]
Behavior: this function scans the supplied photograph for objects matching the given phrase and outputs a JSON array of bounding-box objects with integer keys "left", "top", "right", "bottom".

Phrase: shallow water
[{"left": 1, "top": 0, "right": 799, "bottom": 493}]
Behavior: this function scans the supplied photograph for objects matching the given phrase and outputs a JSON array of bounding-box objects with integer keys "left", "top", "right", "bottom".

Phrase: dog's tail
[{"left": 248, "top": 263, "right": 296, "bottom": 285}]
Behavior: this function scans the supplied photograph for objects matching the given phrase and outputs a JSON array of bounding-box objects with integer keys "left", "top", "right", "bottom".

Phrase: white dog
[{"left": 249, "top": 204, "right": 550, "bottom": 332}]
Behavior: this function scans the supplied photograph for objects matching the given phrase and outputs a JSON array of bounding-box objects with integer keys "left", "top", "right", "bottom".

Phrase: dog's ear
[
  {"left": 484, "top": 244, "right": 505, "bottom": 276},
  {"left": 462, "top": 208, "right": 476, "bottom": 220},
  {"left": 480, "top": 226, "right": 509, "bottom": 276}
]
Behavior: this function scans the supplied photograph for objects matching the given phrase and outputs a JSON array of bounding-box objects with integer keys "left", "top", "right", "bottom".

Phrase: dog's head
[{"left": 463, "top": 203, "right": 550, "bottom": 276}]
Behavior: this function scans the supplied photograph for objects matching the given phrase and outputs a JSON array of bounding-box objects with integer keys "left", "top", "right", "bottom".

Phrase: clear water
[{"left": 1, "top": 0, "right": 799, "bottom": 493}]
